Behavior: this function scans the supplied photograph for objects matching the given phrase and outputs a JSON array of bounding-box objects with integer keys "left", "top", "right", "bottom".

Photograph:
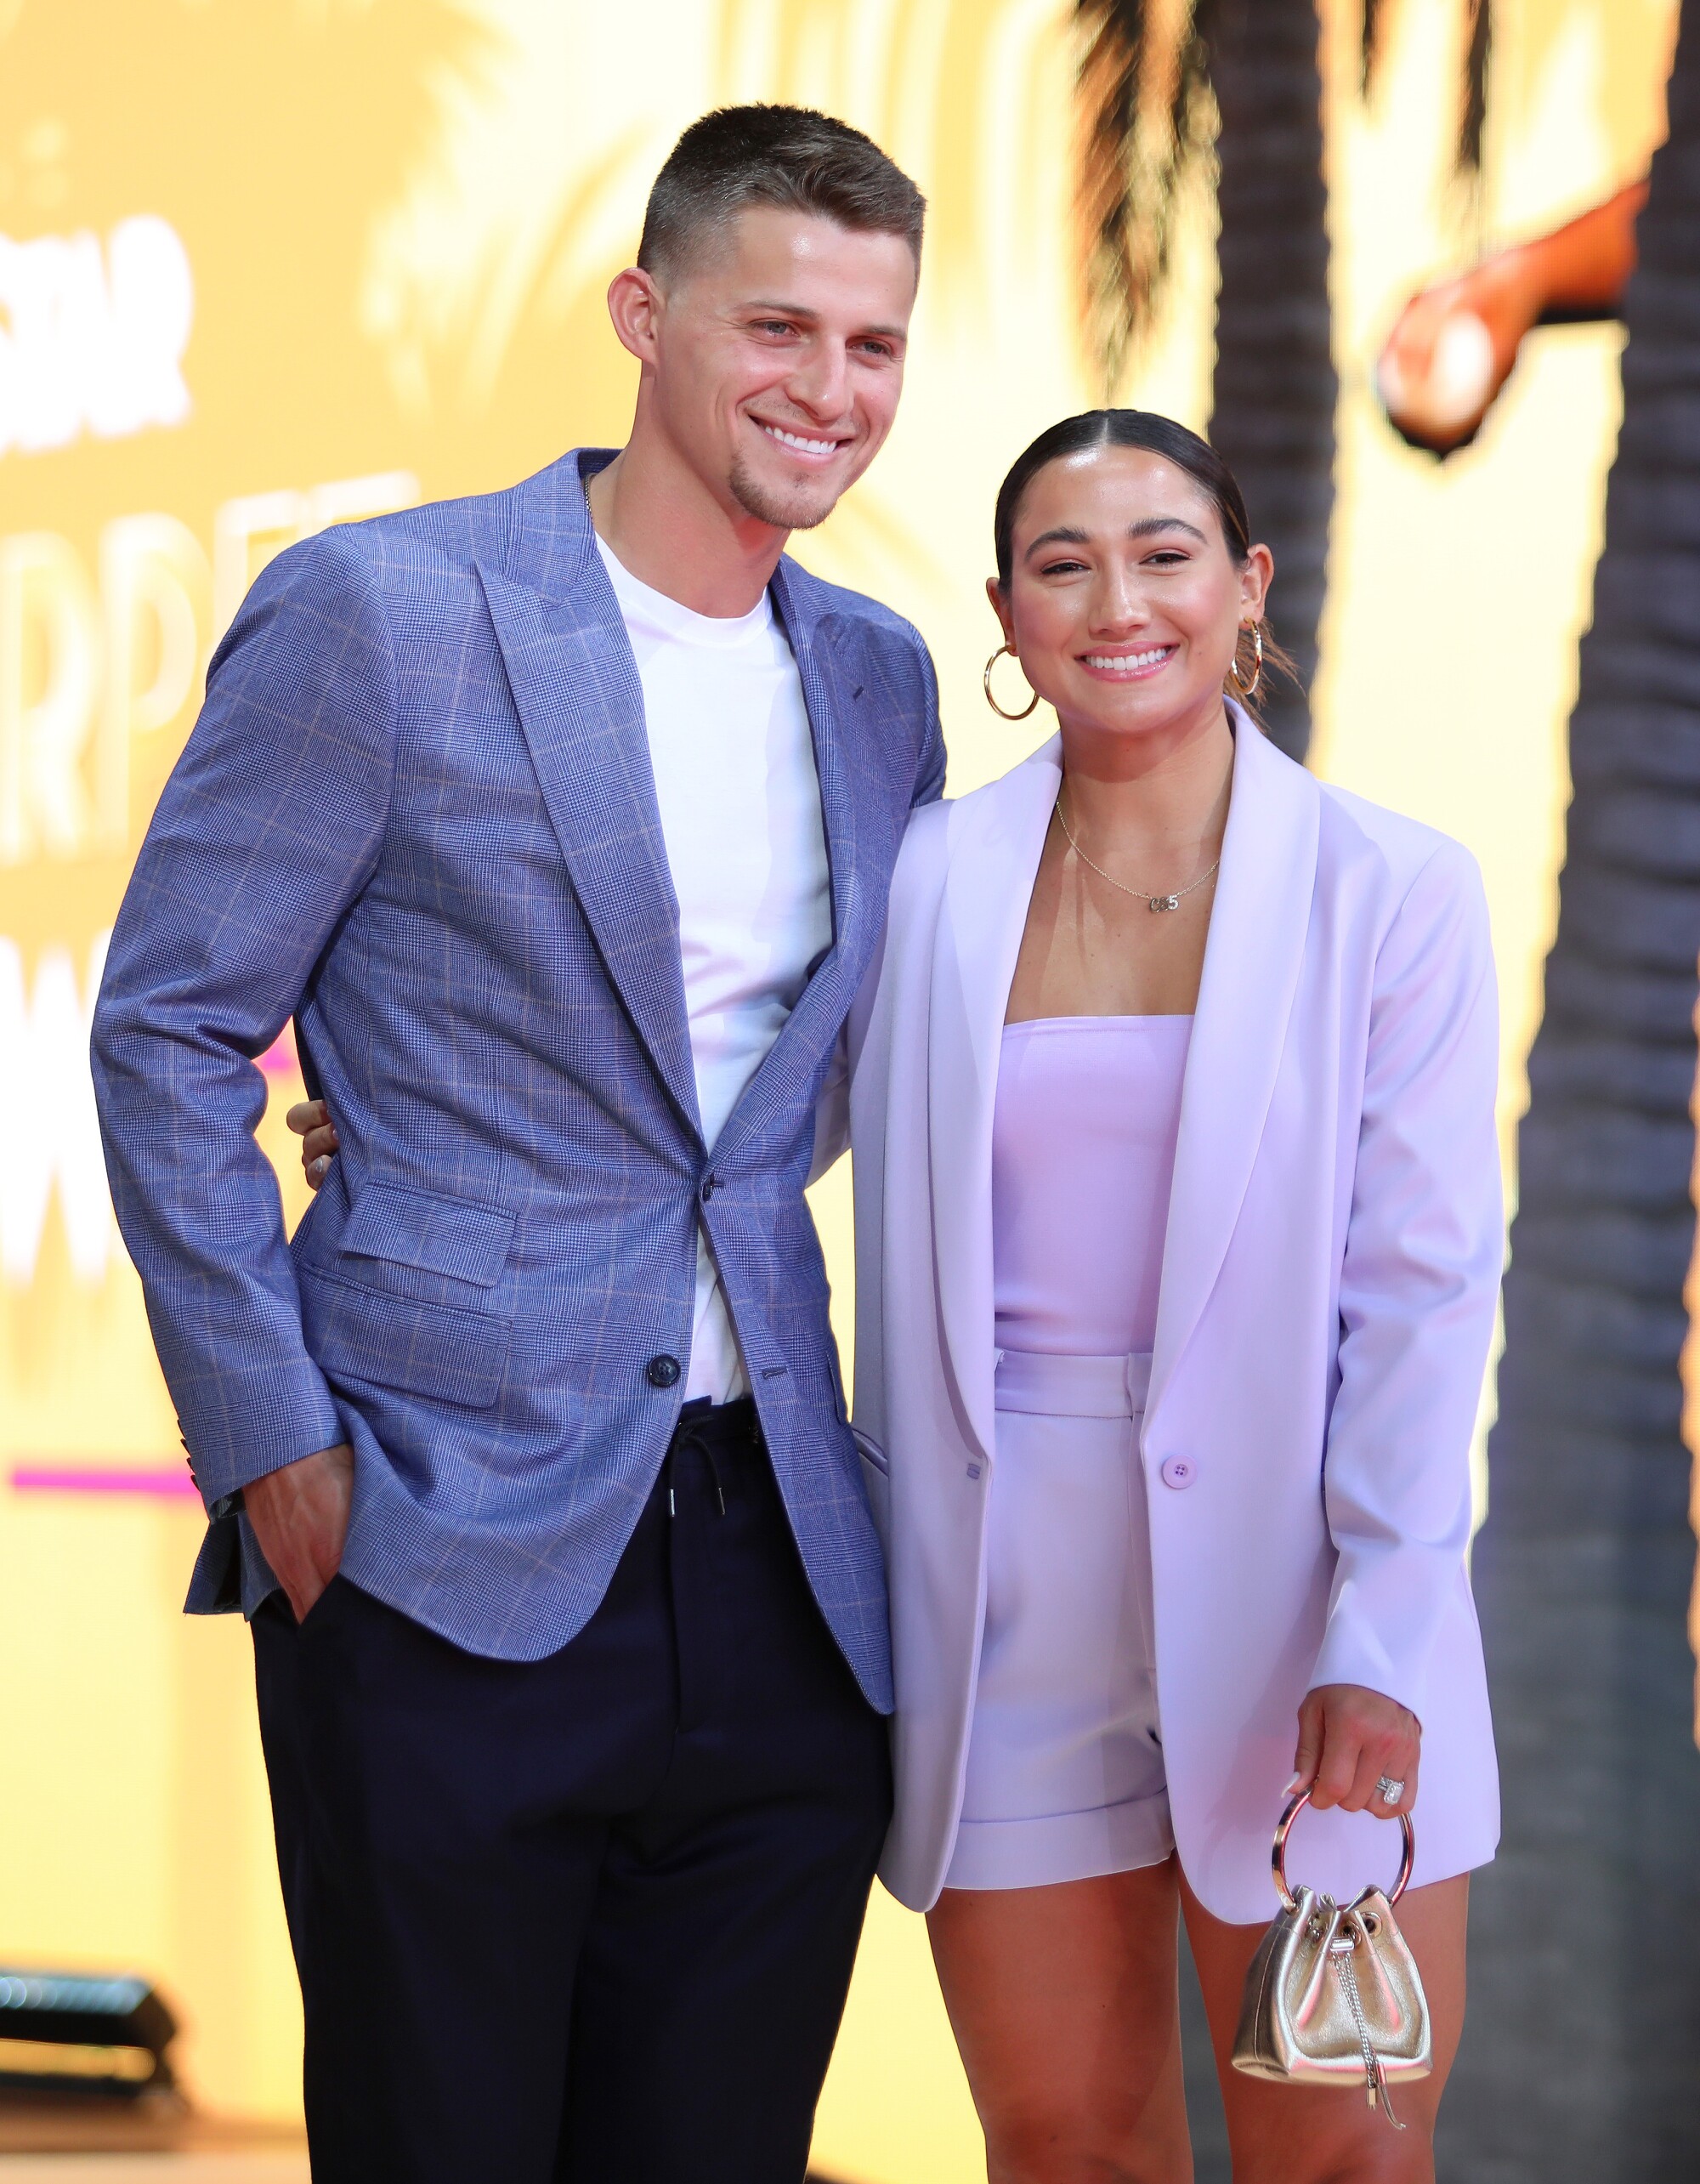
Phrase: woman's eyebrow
[
  {"left": 1127, "top": 515, "right": 1209, "bottom": 542},
  {"left": 1023, "top": 514, "right": 1209, "bottom": 561},
  {"left": 1023, "top": 525, "right": 1091, "bottom": 559}
]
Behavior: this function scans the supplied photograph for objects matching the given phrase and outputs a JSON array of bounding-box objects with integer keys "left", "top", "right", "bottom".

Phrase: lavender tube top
[{"left": 992, "top": 1016, "right": 1193, "bottom": 1357}]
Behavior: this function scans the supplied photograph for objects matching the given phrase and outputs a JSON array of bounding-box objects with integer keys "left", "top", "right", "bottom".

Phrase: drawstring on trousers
[{"left": 668, "top": 1427, "right": 728, "bottom": 1518}]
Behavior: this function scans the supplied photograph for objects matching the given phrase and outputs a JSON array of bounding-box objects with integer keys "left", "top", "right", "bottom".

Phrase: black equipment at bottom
[{"left": 0, "top": 1970, "right": 177, "bottom": 2098}]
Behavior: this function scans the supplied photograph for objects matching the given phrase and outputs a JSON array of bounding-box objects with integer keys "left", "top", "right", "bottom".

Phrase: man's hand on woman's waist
[{"left": 288, "top": 1099, "right": 337, "bottom": 1190}]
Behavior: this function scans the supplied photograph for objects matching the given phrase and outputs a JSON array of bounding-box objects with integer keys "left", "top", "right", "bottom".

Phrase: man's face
[{"left": 645, "top": 206, "right": 917, "bottom": 532}]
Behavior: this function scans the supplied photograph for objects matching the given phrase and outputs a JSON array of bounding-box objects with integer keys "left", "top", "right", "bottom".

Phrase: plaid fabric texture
[{"left": 91, "top": 450, "right": 945, "bottom": 1700}]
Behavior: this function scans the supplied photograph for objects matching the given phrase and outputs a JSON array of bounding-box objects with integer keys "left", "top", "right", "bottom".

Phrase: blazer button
[
  {"left": 1159, "top": 1455, "right": 1198, "bottom": 1491},
  {"left": 646, "top": 1354, "right": 682, "bottom": 1389}
]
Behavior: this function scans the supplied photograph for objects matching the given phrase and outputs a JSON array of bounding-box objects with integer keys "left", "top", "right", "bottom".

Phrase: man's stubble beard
[{"left": 728, "top": 454, "right": 841, "bottom": 534}]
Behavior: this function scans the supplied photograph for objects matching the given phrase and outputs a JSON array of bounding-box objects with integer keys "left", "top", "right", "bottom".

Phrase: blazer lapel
[
  {"left": 1147, "top": 712, "right": 1321, "bottom": 1423},
  {"left": 931, "top": 740, "right": 1063, "bottom": 1465},
  {"left": 774, "top": 561, "right": 859, "bottom": 960},
  {"left": 706, "top": 564, "right": 874, "bottom": 1160},
  {"left": 477, "top": 552, "right": 703, "bottom": 1139}
]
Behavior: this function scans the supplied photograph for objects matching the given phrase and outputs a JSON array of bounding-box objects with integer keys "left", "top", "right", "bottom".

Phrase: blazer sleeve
[
  {"left": 90, "top": 529, "right": 400, "bottom": 1508},
  {"left": 1308, "top": 837, "right": 1504, "bottom": 1719},
  {"left": 907, "top": 626, "right": 947, "bottom": 809}
]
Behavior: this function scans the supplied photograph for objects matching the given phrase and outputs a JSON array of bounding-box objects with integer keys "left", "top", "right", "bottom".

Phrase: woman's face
[{"left": 992, "top": 445, "right": 1271, "bottom": 747}]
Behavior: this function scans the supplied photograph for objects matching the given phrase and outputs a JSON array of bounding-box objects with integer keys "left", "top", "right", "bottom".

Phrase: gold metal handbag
[{"left": 1230, "top": 1790, "right": 1431, "bottom": 2129}]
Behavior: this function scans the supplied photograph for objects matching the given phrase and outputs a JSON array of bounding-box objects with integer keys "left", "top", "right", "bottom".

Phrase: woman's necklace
[{"left": 1053, "top": 796, "right": 1221, "bottom": 914}]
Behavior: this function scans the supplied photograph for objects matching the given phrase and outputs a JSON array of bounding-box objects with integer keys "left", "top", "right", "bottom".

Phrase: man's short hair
[{"left": 638, "top": 105, "right": 926, "bottom": 285}]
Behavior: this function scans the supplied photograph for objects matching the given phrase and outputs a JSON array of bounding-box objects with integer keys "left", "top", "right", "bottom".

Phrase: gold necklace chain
[{"left": 1053, "top": 797, "right": 1221, "bottom": 914}]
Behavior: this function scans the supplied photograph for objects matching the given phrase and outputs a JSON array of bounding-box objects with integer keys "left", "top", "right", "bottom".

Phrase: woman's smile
[{"left": 1079, "top": 643, "right": 1178, "bottom": 681}]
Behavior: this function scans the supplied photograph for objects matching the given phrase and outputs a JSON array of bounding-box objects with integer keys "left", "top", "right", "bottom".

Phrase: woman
[{"left": 847, "top": 409, "right": 1501, "bottom": 2181}]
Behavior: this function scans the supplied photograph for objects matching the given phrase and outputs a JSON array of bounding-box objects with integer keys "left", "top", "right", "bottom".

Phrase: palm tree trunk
[
  {"left": 1171, "top": 7, "right": 1336, "bottom": 2161},
  {"left": 1204, "top": 0, "right": 1334, "bottom": 763},
  {"left": 1446, "top": 13, "right": 1700, "bottom": 2175}
]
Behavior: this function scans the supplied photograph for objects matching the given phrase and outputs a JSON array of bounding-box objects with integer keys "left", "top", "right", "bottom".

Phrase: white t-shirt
[{"left": 597, "top": 534, "right": 832, "bottom": 1404}]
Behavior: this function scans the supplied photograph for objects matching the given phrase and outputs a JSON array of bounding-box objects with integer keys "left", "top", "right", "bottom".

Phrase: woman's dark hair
[
  {"left": 992, "top": 408, "right": 1295, "bottom": 710},
  {"left": 993, "top": 409, "right": 1250, "bottom": 586}
]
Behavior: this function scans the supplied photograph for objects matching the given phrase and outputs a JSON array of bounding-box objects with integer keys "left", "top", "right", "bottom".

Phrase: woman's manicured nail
[{"left": 1284, "top": 1773, "right": 1305, "bottom": 1794}]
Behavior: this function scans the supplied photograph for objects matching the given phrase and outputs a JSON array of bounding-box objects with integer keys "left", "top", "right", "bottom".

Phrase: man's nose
[{"left": 785, "top": 340, "right": 853, "bottom": 422}]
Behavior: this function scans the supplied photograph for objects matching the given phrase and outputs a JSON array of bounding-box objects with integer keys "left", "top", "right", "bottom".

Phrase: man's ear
[{"left": 606, "top": 265, "right": 665, "bottom": 367}]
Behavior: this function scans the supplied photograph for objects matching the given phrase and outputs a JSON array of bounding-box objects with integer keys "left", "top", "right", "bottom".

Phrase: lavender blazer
[{"left": 848, "top": 711, "right": 1503, "bottom": 1921}]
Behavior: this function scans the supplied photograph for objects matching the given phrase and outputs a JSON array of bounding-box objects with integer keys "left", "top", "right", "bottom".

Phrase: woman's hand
[
  {"left": 286, "top": 1098, "right": 338, "bottom": 1189},
  {"left": 1289, "top": 1683, "right": 1420, "bottom": 1818}
]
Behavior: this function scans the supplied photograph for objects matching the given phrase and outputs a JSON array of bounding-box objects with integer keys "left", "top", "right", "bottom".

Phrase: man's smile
[{"left": 752, "top": 417, "right": 853, "bottom": 462}]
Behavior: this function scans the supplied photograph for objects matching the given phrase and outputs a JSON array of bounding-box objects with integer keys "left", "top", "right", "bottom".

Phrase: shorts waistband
[{"left": 993, "top": 1349, "right": 1153, "bottom": 1419}]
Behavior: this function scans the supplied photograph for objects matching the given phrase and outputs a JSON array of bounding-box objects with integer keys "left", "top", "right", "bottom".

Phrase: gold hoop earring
[
  {"left": 1228, "top": 620, "right": 1264, "bottom": 700},
  {"left": 984, "top": 642, "right": 1039, "bottom": 721}
]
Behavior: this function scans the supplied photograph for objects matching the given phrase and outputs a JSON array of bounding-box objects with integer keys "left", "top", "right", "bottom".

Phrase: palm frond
[
  {"left": 1361, "top": 0, "right": 1389, "bottom": 94},
  {"left": 1459, "top": 0, "right": 1491, "bottom": 178},
  {"left": 1074, "top": 0, "right": 1217, "bottom": 396}
]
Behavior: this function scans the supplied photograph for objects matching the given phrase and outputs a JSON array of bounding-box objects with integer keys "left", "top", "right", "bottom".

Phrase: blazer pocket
[
  {"left": 337, "top": 1182, "right": 515, "bottom": 1288},
  {"left": 300, "top": 1266, "right": 510, "bottom": 1409}
]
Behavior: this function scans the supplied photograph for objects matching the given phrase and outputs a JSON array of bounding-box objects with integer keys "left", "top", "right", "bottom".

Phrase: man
[{"left": 92, "top": 105, "right": 942, "bottom": 2183}]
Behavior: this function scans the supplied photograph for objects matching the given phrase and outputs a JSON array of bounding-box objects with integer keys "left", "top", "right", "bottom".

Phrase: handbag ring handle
[{"left": 1271, "top": 1790, "right": 1415, "bottom": 1912}]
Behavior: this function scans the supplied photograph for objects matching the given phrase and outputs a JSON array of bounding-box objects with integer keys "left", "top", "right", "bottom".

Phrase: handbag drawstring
[{"left": 1331, "top": 1932, "right": 1406, "bottom": 2131}]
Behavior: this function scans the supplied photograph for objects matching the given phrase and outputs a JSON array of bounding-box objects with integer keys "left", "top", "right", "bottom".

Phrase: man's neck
[{"left": 587, "top": 426, "right": 789, "bottom": 620}]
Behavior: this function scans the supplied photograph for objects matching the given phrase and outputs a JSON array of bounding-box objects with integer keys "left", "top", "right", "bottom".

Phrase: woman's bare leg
[
  {"left": 927, "top": 1857, "right": 1193, "bottom": 2184},
  {"left": 1181, "top": 1869, "right": 1470, "bottom": 2183}
]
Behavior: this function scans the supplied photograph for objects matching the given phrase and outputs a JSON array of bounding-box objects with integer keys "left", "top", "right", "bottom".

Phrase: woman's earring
[
  {"left": 1228, "top": 620, "right": 1264, "bottom": 700},
  {"left": 983, "top": 642, "right": 1040, "bottom": 721}
]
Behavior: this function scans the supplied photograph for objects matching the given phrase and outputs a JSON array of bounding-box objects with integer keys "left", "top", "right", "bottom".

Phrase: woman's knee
[
  {"left": 1225, "top": 2117, "right": 1435, "bottom": 2184},
  {"left": 984, "top": 2120, "right": 1177, "bottom": 2184},
  {"left": 981, "top": 2084, "right": 1190, "bottom": 2184}
]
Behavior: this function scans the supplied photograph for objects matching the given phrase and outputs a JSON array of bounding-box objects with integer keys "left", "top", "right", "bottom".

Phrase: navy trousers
[{"left": 252, "top": 1398, "right": 892, "bottom": 2183}]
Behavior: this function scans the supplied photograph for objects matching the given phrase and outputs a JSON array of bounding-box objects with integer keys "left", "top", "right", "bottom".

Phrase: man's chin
[{"left": 728, "top": 457, "right": 845, "bottom": 534}]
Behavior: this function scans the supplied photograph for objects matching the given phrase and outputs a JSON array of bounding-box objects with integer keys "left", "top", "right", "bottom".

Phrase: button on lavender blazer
[{"left": 847, "top": 712, "right": 1504, "bottom": 1922}]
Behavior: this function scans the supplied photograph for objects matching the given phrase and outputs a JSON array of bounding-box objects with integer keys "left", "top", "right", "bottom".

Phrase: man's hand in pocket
[{"left": 245, "top": 1444, "right": 354, "bottom": 1623}]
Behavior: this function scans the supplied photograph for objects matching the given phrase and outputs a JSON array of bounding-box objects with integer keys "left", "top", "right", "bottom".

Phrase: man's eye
[{"left": 754, "top": 320, "right": 796, "bottom": 336}]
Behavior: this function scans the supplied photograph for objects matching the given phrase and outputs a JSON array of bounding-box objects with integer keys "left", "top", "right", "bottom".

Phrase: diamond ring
[{"left": 1377, "top": 1776, "right": 1406, "bottom": 1807}]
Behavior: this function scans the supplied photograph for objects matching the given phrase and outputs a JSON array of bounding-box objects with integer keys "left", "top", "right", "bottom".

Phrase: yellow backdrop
[{"left": 0, "top": 1, "right": 1674, "bottom": 2175}]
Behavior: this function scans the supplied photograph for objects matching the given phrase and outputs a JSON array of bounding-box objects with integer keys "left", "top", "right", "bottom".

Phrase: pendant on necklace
[{"left": 1149, "top": 893, "right": 1181, "bottom": 913}]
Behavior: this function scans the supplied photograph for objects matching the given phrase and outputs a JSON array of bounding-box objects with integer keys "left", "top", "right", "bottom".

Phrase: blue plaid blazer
[{"left": 92, "top": 449, "right": 944, "bottom": 1701}]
